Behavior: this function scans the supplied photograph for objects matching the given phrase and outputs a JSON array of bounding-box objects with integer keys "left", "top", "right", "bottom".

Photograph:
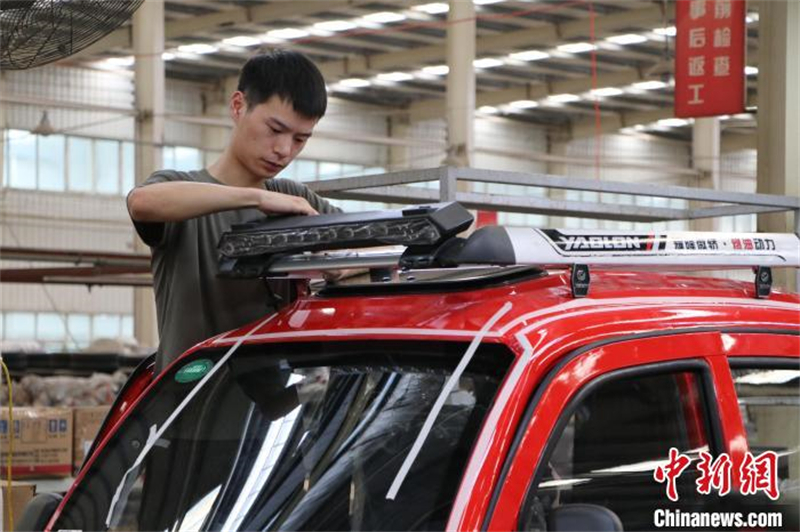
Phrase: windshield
[{"left": 54, "top": 341, "right": 512, "bottom": 531}]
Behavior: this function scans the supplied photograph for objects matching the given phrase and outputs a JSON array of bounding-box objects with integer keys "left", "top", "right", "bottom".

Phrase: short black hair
[{"left": 237, "top": 49, "right": 327, "bottom": 119}]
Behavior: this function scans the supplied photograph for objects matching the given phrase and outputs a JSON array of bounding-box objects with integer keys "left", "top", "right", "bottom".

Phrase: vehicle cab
[{"left": 28, "top": 204, "right": 800, "bottom": 531}]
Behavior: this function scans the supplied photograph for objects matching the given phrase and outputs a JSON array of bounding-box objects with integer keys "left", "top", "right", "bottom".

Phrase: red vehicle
[{"left": 21, "top": 204, "right": 800, "bottom": 531}]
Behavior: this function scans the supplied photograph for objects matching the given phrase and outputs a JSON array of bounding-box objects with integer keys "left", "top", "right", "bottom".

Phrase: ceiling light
[
  {"left": 745, "top": 66, "right": 759, "bottom": 76},
  {"left": 174, "top": 51, "right": 200, "bottom": 60},
  {"left": 606, "top": 34, "right": 648, "bottom": 45},
  {"left": 478, "top": 105, "right": 499, "bottom": 114},
  {"left": 105, "top": 56, "right": 134, "bottom": 67},
  {"left": 413, "top": 3, "right": 449, "bottom": 14},
  {"left": 653, "top": 26, "right": 677, "bottom": 37},
  {"left": 362, "top": 11, "right": 406, "bottom": 23},
  {"left": 266, "top": 28, "right": 309, "bottom": 40},
  {"left": 377, "top": 71, "right": 415, "bottom": 82},
  {"left": 314, "top": 20, "right": 357, "bottom": 32},
  {"left": 746, "top": 12, "right": 759, "bottom": 23},
  {"left": 557, "top": 42, "right": 596, "bottom": 54},
  {"left": 474, "top": 57, "right": 504, "bottom": 68},
  {"left": 474, "top": 0, "right": 505, "bottom": 4},
  {"left": 340, "top": 78, "right": 371, "bottom": 88},
  {"left": 591, "top": 87, "right": 624, "bottom": 97},
  {"left": 509, "top": 100, "right": 538, "bottom": 109},
  {"left": 509, "top": 50, "right": 549, "bottom": 61},
  {"left": 422, "top": 65, "right": 449, "bottom": 75},
  {"left": 222, "top": 36, "right": 261, "bottom": 47},
  {"left": 632, "top": 80, "right": 668, "bottom": 90},
  {"left": 658, "top": 118, "right": 690, "bottom": 128},
  {"left": 177, "top": 43, "right": 217, "bottom": 54},
  {"left": 547, "top": 93, "right": 581, "bottom": 103},
  {"left": 162, "top": 52, "right": 176, "bottom": 61}
]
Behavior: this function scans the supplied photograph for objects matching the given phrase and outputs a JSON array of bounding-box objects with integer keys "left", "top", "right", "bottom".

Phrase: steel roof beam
[
  {"left": 409, "top": 68, "right": 647, "bottom": 120},
  {"left": 314, "top": 3, "right": 671, "bottom": 80},
  {"left": 77, "top": 1, "right": 369, "bottom": 58}
]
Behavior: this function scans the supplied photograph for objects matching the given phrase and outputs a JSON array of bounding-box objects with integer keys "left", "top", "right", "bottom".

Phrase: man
[{"left": 128, "top": 50, "right": 340, "bottom": 373}]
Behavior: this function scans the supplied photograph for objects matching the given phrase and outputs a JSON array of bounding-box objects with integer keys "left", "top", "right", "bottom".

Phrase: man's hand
[
  {"left": 258, "top": 190, "right": 318, "bottom": 216},
  {"left": 128, "top": 181, "right": 318, "bottom": 223},
  {"left": 322, "top": 268, "right": 367, "bottom": 284}
]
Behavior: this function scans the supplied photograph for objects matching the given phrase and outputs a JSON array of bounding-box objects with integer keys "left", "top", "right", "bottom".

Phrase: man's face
[{"left": 230, "top": 93, "right": 318, "bottom": 180}]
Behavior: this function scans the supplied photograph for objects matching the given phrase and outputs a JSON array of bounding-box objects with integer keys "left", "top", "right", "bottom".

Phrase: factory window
[
  {"left": 2, "top": 129, "right": 207, "bottom": 197},
  {"left": 5, "top": 129, "right": 37, "bottom": 189},
  {"left": 318, "top": 161, "right": 342, "bottom": 179},
  {"left": 122, "top": 142, "right": 135, "bottom": 192},
  {"left": 4, "top": 312, "right": 36, "bottom": 341},
  {"left": 67, "top": 136, "right": 93, "bottom": 192},
  {"left": 94, "top": 139, "right": 121, "bottom": 194},
  {"left": 0, "top": 311, "right": 134, "bottom": 352},
  {"left": 163, "top": 146, "right": 202, "bottom": 172},
  {"left": 38, "top": 135, "right": 66, "bottom": 191}
]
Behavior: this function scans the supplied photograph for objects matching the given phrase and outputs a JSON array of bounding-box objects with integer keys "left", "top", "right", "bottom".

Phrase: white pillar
[
  {"left": 0, "top": 72, "right": 6, "bottom": 190},
  {"left": 201, "top": 77, "right": 237, "bottom": 166},
  {"left": 132, "top": 0, "right": 165, "bottom": 349},
  {"left": 443, "top": 0, "right": 475, "bottom": 168},
  {"left": 547, "top": 138, "right": 569, "bottom": 228},
  {"left": 756, "top": 0, "right": 799, "bottom": 291},
  {"left": 690, "top": 117, "right": 721, "bottom": 232},
  {"left": 388, "top": 116, "right": 411, "bottom": 171}
]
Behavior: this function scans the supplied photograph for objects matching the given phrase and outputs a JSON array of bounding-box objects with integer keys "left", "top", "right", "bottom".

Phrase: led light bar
[
  {"left": 218, "top": 202, "right": 473, "bottom": 259},
  {"left": 455, "top": 228, "right": 800, "bottom": 269}
]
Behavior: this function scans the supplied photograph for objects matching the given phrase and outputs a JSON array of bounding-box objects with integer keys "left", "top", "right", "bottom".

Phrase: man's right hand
[
  {"left": 258, "top": 190, "right": 318, "bottom": 216},
  {"left": 128, "top": 181, "right": 318, "bottom": 223}
]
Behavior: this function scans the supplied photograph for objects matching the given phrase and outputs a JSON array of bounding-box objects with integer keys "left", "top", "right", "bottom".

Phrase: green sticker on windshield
[{"left": 175, "top": 359, "right": 213, "bottom": 383}]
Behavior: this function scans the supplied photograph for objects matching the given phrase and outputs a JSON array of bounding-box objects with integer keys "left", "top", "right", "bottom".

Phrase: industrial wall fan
[{"left": 1, "top": 0, "right": 145, "bottom": 70}]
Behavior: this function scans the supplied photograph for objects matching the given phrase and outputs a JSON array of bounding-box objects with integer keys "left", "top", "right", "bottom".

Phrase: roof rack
[{"left": 217, "top": 203, "right": 800, "bottom": 299}]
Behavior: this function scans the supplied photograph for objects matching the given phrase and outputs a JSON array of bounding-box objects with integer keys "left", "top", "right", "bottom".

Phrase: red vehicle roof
[{"left": 185, "top": 269, "right": 800, "bottom": 367}]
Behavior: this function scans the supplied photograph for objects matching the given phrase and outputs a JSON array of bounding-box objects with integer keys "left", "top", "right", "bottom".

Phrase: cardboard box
[
  {"left": 1, "top": 482, "right": 36, "bottom": 531},
  {"left": 0, "top": 407, "right": 72, "bottom": 478},
  {"left": 72, "top": 406, "right": 110, "bottom": 475}
]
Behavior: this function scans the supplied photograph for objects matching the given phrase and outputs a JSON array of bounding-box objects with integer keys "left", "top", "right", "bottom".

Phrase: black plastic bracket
[
  {"left": 369, "top": 267, "right": 393, "bottom": 283},
  {"left": 571, "top": 264, "right": 590, "bottom": 298},
  {"left": 398, "top": 237, "right": 466, "bottom": 270},
  {"left": 218, "top": 252, "right": 290, "bottom": 278},
  {"left": 754, "top": 266, "right": 772, "bottom": 299}
]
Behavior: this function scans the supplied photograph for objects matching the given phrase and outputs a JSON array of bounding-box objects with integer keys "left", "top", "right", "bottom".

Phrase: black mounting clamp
[
  {"left": 754, "top": 266, "right": 772, "bottom": 299},
  {"left": 571, "top": 264, "right": 590, "bottom": 298}
]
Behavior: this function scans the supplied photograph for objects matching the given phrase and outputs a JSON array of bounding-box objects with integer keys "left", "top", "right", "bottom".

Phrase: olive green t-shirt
[{"left": 130, "top": 169, "right": 341, "bottom": 372}]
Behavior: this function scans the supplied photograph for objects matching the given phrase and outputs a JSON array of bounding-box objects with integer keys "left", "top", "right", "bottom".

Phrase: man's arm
[
  {"left": 265, "top": 179, "right": 342, "bottom": 215},
  {"left": 127, "top": 181, "right": 318, "bottom": 222}
]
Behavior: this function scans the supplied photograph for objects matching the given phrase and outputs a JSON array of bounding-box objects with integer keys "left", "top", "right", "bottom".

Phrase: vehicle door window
[
  {"left": 730, "top": 362, "right": 799, "bottom": 528},
  {"left": 522, "top": 368, "right": 717, "bottom": 531}
]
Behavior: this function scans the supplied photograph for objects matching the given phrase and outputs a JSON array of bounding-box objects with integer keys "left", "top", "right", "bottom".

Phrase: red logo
[
  {"left": 654, "top": 448, "right": 781, "bottom": 501},
  {"left": 696, "top": 451, "right": 733, "bottom": 496},
  {"left": 740, "top": 451, "right": 780, "bottom": 500},
  {"left": 654, "top": 447, "right": 692, "bottom": 502}
]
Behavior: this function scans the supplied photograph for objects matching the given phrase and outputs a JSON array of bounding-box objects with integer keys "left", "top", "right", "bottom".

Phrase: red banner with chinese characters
[{"left": 675, "top": 0, "right": 746, "bottom": 118}]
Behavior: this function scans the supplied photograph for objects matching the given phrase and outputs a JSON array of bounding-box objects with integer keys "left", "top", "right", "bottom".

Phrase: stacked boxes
[
  {"left": 72, "top": 406, "right": 110, "bottom": 475},
  {"left": 0, "top": 408, "right": 72, "bottom": 478},
  {"left": 1, "top": 482, "right": 36, "bottom": 531},
  {"left": 0, "top": 406, "right": 111, "bottom": 479}
]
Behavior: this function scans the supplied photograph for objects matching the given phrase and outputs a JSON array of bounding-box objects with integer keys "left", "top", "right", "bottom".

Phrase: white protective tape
[
  {"left": 106, "top": 314, "right": 276, "bottom": 527},
  {"left": 385, "top": 302, "right": 512, "bottom": 500}
]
